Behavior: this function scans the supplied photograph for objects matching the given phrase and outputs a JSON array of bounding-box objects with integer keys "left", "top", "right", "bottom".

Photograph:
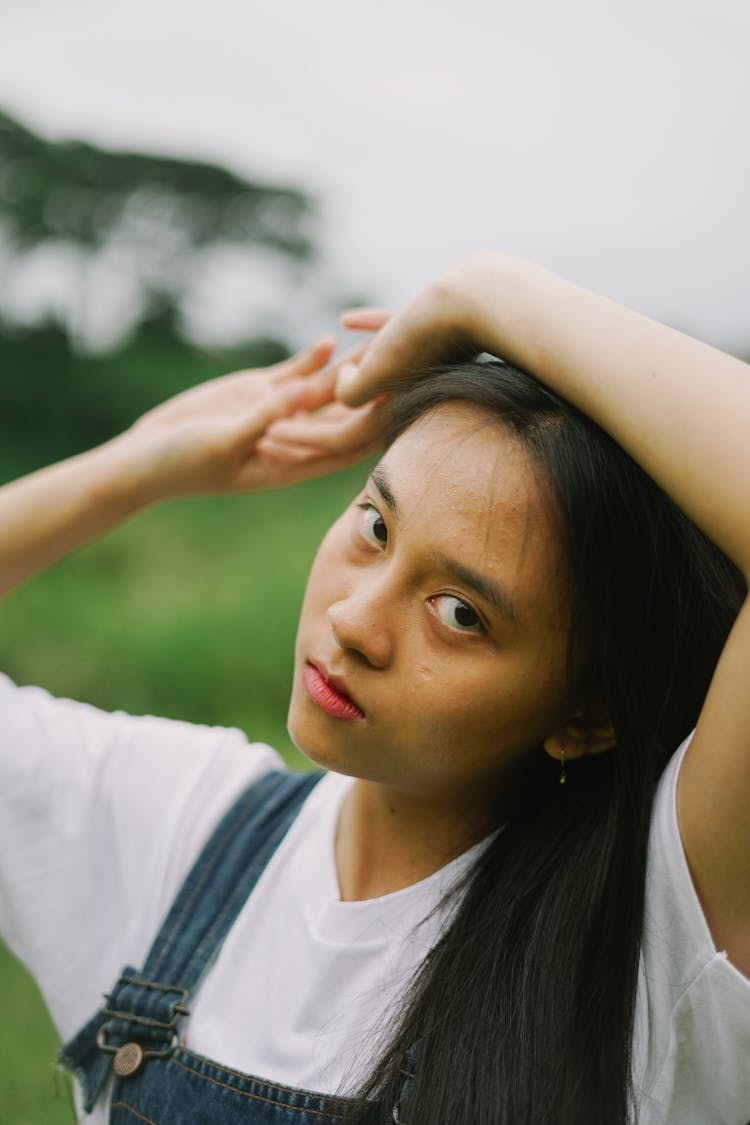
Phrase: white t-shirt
[{"left": 1, "top": 672, "right": 749, "bottom": 1124}]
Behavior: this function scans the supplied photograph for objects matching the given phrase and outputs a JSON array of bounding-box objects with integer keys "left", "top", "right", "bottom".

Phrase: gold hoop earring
[{"left": 559, "top": 744, "right": 567, "bottom": 786}]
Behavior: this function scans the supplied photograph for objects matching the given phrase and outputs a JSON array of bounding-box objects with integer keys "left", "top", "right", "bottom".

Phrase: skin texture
[{"left": 288, "top": 404, "right": 578, "bottom": 901}]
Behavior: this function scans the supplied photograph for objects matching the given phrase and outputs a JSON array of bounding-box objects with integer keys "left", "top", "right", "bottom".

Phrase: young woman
[{"left": 1, "top": 251, "right": 749, "bottom": 1124}]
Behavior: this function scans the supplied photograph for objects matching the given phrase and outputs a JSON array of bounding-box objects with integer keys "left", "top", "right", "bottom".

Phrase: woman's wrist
[
  {"left": 83, "top": 432, "right": 165, "bottom": 516},
  {"left": 452, "top": 252, "right": 545, "bottom": 371}
]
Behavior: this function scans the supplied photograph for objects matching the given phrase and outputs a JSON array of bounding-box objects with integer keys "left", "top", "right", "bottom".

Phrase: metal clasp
[
  {"left": 96, "top": 974, "right": 190, "bottom": 1078},
  {"left": 96, "top": 1026, "right": 179, "bottom": 1076},
  {"left": 101, "top": 973, "right": 190, "bottom": 1029}
]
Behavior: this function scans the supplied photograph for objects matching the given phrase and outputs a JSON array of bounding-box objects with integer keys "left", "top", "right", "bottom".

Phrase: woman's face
[{"left": 288, "top": 403, "right": 573, "bottom": 810}]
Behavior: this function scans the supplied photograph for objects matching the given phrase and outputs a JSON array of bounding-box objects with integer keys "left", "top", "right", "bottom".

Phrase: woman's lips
[{"left": 303, "top": 662, "right": 365, "bottom": 721}]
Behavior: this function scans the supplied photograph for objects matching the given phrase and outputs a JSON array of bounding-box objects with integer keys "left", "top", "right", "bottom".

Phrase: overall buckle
[{"left": 95, "top": 973, "right": 190, "bottom": 1078}]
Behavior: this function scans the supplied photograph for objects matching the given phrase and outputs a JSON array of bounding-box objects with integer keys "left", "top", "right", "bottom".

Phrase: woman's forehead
[{"left": 382, "top": 403, "right": 541, "bottom": 522}]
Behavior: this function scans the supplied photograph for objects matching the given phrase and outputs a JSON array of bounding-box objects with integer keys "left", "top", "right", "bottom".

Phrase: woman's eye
[
  {"left": 430, "top": 594, "right": 483, "bottom": 634},
  {"left": 358, "top": 504, "right": 388, "bottom": 545}
]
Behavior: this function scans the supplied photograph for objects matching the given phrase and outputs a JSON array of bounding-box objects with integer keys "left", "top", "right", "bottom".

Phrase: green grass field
[{"left": 0, "top": 463, "right": 369, "bottom": 1121}]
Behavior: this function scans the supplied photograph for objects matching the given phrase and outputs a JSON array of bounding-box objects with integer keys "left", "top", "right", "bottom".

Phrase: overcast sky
[{"left": 1, "top": 0, "right": 748, "bottom": 350}]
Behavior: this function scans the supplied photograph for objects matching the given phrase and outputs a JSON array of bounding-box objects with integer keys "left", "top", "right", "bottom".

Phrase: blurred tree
[{"left": 0, "top": 108, "right": 317, "bottom": 347}]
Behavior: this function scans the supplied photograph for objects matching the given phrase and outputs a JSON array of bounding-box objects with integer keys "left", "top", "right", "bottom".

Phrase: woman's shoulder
[
  {"left": 0, "top": 668, "right": 283, "bottom": 774},
  {"left": 633, "top": 734, "right": 750, "bottom": 1123},
  {"left": 0, "top": 669, "right": 285, "bottom": 1038},
  {"left": 0, "top": 669, "right": 286, "bottom": 915}
]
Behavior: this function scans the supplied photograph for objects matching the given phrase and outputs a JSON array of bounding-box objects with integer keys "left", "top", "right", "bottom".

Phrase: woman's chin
[
  {"left": 286, "top": 707, "right": 338, "bottom": 773},
  {"left": 285, "top": 712, "right": 367, "bottom": 781}
]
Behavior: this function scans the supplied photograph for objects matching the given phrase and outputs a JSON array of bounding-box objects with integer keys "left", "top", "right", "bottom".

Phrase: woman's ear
[{"left": 543, "top": 705, "right": 616, "bottom": 763}]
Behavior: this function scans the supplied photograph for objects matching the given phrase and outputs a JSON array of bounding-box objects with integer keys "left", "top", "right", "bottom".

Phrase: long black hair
[{"left": 344, "top": 360, "right": 745, "bottom": 1125}]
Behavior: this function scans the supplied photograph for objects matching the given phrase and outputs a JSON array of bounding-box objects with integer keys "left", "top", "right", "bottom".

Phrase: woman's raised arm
[
  {"left": 0, "top": 339, "right": 386, "bottom": 597},
  {"left": 339, "top": 252, "right": 750, "bottom": 973},
  {"left": 340, "top": 253, "right": 750, "bottom": 577}
]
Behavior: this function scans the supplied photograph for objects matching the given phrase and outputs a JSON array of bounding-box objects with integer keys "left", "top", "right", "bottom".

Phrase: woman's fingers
[
  {"left": 130, "top": 329, "right": 399, "bottom": 496},
  {"left": 243, "top": 422, "right": 379, "bottom": 490},
  {"left": 335, "top": 362, "right": 366, "bottom": 404},
  {"left": 337, "top": 274, "right": 474, "bottom": 406},
  {"left": 339, "top": 308, "right": 392, "bottom": 332},
  {"left": 226, "top": 377, "right": 326, "bottom": 454},
  {"left": 265, "top": 399, "right": 388, "bottom": 455},
  {"left": 264, "top": 402, "right": 355, "bottom": 446},
  {"left": 274, "top": 346, "right": 371, "bottom": 418},
  {"left": 336, "top": 301, "right": 437, "bottom": 407},
  {"left": 272, "top": 336, "right": 337, "bottom": 384},
  {"left": 227, "top": 343, "right": 368, "bottom": 447},
  {"left": 225, "top": 382, "right": 387, "bottom": 493},
  {"left": 284, "top": 343, "right": 371, "bottom": 412}
]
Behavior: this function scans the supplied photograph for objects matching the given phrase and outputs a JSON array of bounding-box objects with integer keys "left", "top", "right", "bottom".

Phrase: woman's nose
[{"left": 327, "top": 589, "right": 394, "bottom": 669}]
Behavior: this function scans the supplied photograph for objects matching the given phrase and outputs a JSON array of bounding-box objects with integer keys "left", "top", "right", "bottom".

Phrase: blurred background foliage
[
  {"left": 0, "top": 108, "right": 313, "bottom": 256},
  {"left": 0, "top": 318, "right": 290, "bottom": 476},
  {"left": 0, "top": 109, "right": 369, "bottom": 1122},
  {"left": 0, "top": 108, "right": 317, "bottom": 346}
]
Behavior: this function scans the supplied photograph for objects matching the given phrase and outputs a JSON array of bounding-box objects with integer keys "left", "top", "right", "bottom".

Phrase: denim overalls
[{"left": 58, "top": 769, "right": 412, "bottom": 1124}]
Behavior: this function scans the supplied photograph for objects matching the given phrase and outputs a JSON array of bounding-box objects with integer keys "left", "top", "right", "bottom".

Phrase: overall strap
[{"left": 59, "top": 768, "right": 323, "bottom": 1113}]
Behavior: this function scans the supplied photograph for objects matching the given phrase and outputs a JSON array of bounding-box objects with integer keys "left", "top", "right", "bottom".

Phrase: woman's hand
[
  {"left": 0, "top": 340, "right": 391, "bottom": 595},
  {"left": 334, "top": 254, "right": 507, "bottom": 407},
  {"left": 123, "top": 339, "right": 388, "bottom": 503}
]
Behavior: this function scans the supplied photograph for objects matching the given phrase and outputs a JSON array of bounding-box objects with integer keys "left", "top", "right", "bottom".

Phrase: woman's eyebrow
[
  {"left": 369, "top": 465, "right": 521, "bottom": 625},
  {"left": 434, "top": 554, "right": 521, "bottom": 625},
  {"left": 370, "top": 466, "right": 397, "bottom": 513}
]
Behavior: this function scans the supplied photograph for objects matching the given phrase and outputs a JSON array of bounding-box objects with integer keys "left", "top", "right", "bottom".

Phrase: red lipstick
[{"left": 303, "top": 662, "right": 365, "bottom": 721}]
